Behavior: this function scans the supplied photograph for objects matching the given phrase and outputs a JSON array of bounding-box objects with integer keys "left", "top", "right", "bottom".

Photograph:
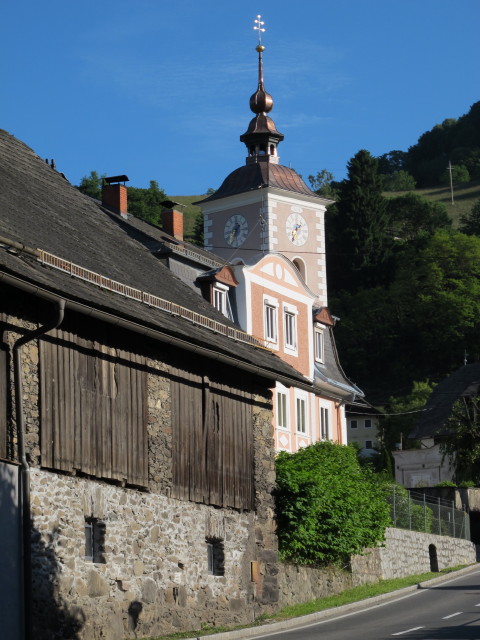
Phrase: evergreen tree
[
  {"left": 327, "top": 149, "right": 392, "bottom": 292},
  {"left": 459, "top": 199, "right": 480, "bottom": 236}
]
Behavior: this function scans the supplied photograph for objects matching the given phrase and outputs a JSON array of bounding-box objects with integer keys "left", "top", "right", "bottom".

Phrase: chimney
[
  {"left": 162, "top": 208, "right": 184, "bottom": 241},
  {"left": 102, "top": 175, "right": 129, "bottom": 218}
]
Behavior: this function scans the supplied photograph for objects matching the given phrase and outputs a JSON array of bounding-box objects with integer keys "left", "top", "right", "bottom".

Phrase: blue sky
[{"left": 3, "top": 1, "right": 479, "bottom": 196}]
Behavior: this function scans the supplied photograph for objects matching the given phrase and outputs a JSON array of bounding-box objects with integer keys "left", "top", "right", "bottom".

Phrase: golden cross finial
[{"left": 253, "top": 15, "right": 265, "bottom": 45}]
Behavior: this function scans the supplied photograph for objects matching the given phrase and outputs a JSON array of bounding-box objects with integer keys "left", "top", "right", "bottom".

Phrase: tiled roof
[
  {"left": 0, "top": 129, "right": 308, "bottom": 386},
  {"left": 196, "top": 161, "right": 318, "bottom": 203},
  {"left": 410, "top": 364, "right": 480, "bottom": 439}
]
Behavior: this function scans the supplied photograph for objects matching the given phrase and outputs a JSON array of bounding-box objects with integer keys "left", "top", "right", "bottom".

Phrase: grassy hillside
[{"left": 385, "top": 179, "right": 480, "bottom": 227}]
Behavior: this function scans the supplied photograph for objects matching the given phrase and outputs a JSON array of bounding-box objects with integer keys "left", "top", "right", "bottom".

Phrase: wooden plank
[
  {"left": 39, "top": 338, "right": 52, "bottom": 468},
  {"left": 0, "top": 321, "right": 6, "bottom": 459},
  {"left": 63, "top": 329, "right": 74, "bottom": 472},
  {"left": 113, "top": 350, "right": 127, "bottom": 483},
  {"left": 52, "top": 331, "right": 62, "bottom": 471}
]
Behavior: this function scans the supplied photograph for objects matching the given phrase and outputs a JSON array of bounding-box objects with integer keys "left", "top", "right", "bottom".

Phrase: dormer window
[
  {"left": 314, "top": 326, "right": 324, "bottom": 363},
  {"left": 212, "top": 283, "right": 228, "bottom": 317}
]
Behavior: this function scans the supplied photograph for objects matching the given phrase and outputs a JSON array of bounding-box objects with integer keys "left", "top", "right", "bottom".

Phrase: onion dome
[{"left": 240, "top": 38, "right": 283, "bottom": 163}]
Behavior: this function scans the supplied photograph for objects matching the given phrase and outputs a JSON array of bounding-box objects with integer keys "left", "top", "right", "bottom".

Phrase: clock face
[
  {"left": 286, "top": 213, "right": 308, "bottom": 246},
  {"left": 224, "top": 214, "right": 248, "bottom": 248}
]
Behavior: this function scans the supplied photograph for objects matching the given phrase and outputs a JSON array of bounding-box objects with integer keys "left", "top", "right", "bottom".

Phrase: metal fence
[{"left": 388, "top": 487, "right": 471, "bottom": 541}]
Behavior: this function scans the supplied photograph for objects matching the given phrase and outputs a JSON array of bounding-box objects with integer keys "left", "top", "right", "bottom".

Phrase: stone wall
[
  {"left": 278, "top": 527, "right": 476, "bottom": 608},
  {"left": 30, "top": 468, "right": 261, "bottom": 640},
  {"left": 355, "top": 527, "right": 476, "bottom": 581},
  {"left": 1, "top": 291, "right": 279, "bottom": 640},
  {"left": 277, "top": 564, "right": 353, "bottom": 608}
]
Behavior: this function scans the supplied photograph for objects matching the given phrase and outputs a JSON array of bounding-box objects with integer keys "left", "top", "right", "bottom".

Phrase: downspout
[{"left": 13, "top": 299, "right": 65, "bottom": 640}]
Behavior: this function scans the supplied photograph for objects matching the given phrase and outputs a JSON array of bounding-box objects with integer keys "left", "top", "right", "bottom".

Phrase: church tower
[{"left": 198, "top": 17, "right": 333, "bottom": 306}]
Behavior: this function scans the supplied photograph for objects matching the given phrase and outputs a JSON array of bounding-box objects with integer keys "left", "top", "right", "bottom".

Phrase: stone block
[{"left": 87, "top": 570, "right": 109, "bottom": 597}]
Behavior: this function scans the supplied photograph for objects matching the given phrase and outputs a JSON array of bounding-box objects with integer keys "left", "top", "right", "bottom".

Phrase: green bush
[
  {"left": 274, "top": 442, "right": 391, "bottom": 566},
  {"left": 435, "top": 481, "right": 456, "bottom": 487}
]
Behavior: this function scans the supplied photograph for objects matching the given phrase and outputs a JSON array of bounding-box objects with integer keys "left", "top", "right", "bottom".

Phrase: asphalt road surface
[{"left": 255, "top": 568, "right": 480, "bottom": 640}]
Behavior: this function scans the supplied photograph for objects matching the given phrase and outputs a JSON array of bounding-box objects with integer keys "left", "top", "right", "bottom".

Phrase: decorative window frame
[
  {"left": 314, "top": 324, "right": 325, "bottom": 363},
  {"left": 319, "top": 400, "right": 330, "bottom": 441},
  {"left": 276, "top": 384, "right": 289, "bottom": 431},
  {"left": 295, "top": 390, "right": 308, "bottom": 435},
  {"left": 263, "top": 295, "right": 279, "bottom": 348},
  {"left": 283, "top": 303, "right": 298, "bottom": 355},
  {"left": 212, "top": 282, "right": 229, "bottom": 317}
]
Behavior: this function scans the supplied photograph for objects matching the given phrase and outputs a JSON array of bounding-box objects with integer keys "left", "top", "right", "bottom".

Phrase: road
[{"left": 255, "top": 568, "right": 480, "bottom": 640}]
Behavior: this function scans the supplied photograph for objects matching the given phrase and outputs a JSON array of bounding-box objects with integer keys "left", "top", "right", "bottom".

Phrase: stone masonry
[{"left": 278, "top": 527, "right": 476, "bottom": 608}]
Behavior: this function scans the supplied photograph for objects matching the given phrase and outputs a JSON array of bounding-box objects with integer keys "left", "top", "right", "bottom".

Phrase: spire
[{"left": 240, "top": 15, "right": 284, "bottom": 165}]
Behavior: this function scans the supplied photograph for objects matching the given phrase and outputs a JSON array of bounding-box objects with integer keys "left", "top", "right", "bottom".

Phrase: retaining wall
[{"left": 278, "top": 527, "right": 476, "bottom": 608}]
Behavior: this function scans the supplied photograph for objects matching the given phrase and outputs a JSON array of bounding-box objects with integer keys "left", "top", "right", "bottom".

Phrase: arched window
[{"left": 292, "top": 257, "right": 306, "bottom": 282}]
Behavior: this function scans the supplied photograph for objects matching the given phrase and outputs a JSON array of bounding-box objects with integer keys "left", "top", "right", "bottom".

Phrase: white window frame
[
  {"left": 264, "top": 296, "right": 279, "bottom": 345},
  {"left": 350, "top": 419, "right": 358, "bottom": 429},
  {"left": 283, "top": 303, "right": 298, "bottom": 354},
  {"left": 365, "top": 440, "right": 373, "bottom": 450},
  {"left": 276, "top": 387, "right": 289, "bottom": 430},
  {"left": 212, "top": 283, "right": 228, "bottom": 317},
  {"left": 320, "top": 404, "right": 330, "bottom": 441},
  {"left": 314, "top": 325, "right": 324, "bottom": 363},
  {"left": 295, "top": 392, "right": 308, "bottom": 434},
  {"left": 364, "top": 419, "right": 372, "bottom": 429}
]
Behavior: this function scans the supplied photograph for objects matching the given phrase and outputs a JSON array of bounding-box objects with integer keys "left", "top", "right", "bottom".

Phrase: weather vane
[{"left": 253, "top": 15, "right": 265, "bottom": 46}]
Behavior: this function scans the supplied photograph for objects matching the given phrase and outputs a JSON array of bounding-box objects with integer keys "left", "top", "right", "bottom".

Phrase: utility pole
[{"left": 447, "top": 161, "right": 455, "bottom": 205}]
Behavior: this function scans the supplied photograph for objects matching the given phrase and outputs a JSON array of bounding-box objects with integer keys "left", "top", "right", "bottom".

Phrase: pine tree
[{"left": 327, "top": 149, "right": 392, "bottom": 292}]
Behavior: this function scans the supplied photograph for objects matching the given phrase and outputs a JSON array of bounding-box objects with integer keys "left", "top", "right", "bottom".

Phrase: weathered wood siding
[
  {"left": 171, "top": 364, "right": 254, "bottom": 511},
  {"left": 39, "top": 322, "right": 148, "bottom": 487},
  {"left": 0, "top": 318, "right": 6, "bottom": 460}
]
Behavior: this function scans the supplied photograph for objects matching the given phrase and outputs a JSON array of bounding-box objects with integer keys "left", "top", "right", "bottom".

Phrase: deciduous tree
[{"left": 274, "top": 441, "right": 391, "bottom": 565}]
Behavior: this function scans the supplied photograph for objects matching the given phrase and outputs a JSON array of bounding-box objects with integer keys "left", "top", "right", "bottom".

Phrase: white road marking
[
  {"left": 392, "top": 627, "right": 424, "bottom": 636},
  {"left": 442, "top": 611, "right": 462, "bottom": 619}
]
